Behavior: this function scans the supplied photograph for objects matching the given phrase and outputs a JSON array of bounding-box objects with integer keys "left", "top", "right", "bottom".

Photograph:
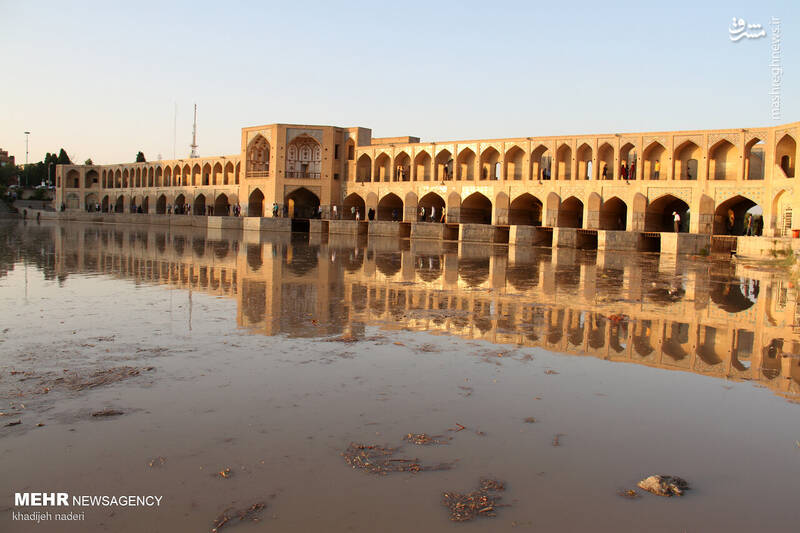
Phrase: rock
[{"left": 637, "top": 475, "right": 689, "bottom": 497}]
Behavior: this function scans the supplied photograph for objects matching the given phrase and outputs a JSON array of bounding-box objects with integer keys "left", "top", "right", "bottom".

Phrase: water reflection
[{"left": 3, "top": 221, "right": 799, "bottom": 402}]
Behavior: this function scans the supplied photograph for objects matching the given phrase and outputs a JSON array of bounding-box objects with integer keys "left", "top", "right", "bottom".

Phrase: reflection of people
[{"left": 673, "top": 211, "right": 681, "bottom": 232}]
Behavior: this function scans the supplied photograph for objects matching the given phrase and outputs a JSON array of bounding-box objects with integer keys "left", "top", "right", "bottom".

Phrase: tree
[
  {"left": 136, "top": 151, "right": 146, "bottom": 163},
  {"left": 57, "top": 148, "right": 71, "bottom": 165},
  {"left": 84, "top": 158, "right": 93, "bottom": 165}
]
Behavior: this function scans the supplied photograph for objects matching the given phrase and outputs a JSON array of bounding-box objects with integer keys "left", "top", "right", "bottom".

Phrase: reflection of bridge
[
  {"left": 54, "top": 121, "right": 799, "bottom": 245},
  {"left": 39, "top": 222, "right": 800, "bottom": 402}
]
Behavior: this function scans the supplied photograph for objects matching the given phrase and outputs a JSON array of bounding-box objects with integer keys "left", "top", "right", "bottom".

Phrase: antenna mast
[{"left": 189, "top": 103, "right": 199, "bottom": 158}]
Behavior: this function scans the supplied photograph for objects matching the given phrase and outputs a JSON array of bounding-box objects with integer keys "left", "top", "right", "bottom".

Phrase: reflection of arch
[
  {"left": 286, "top": 244, "right": 318, "bottom": 276},
  {"left": 343, "top": 193, "right": 365, "bottom": 220},
  {"left": 633, "top": 320, "right": 655, "bottom": 357},
  {"left": 506, "top": 263, "right": 539, "bottom": 291},
  {"left": 415, "top": 255, "right": 442, "bottom": 282},
  {"left": 458, "top": 258, "right": 489, "bottom": 287},
  {"left": 775, "top": 134, "right": 796, "bottom": 178},
  {"left": 509, "top": 193, "right": 542, "bottom": 225},
  {"left": 460, "top": 192, "right": 492, "bottom": 224},
  {"left": 375, "top": 253, "right": 402, "bottom": 278},
  {"left": 713, "top": 195, "right": 760, "bottom": 235},
  {"left": 663, "top": 322, "right": 690, "bottom": 361},
  {"left": 457, "top": 148, "right": 475, "bottom": 180},
  {"left": 356, "top": 154, "right": 372, "bottom": 182},
  {"left": 286, "top": 187, "right": 320, "bottom": 219},
  {"left": 248, "top": 188, "right": 264, "bottom": 217},
  {"left": 377, "top": 193, "right": 403, "bottom": 221},
  {"left": 697, "top": 326, "right": 724, "bottom": 366},
  {"left": 645, "top": 194, "right": 689, "bottom": 232},
  {"left": 710, "top": 275, "right": 758, "bottom": 312},
  {"left": 599, "top": 197, "right": 627, "bottom": 230},
  {"left": 557, "top": 196, "right": 583, "bottom": 228},
  {"left": 246, "top": 244, "right": 263, "bottom": 271}
]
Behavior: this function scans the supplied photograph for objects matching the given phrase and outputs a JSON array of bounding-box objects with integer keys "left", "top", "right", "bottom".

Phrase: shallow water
[{"left": 1, "top": 220, "right": 799, "bottom": 532}]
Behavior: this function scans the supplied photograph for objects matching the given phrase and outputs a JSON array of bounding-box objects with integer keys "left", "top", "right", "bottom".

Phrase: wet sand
[{"left": 1, "top": 220, "right": 799, "bottom": 532}]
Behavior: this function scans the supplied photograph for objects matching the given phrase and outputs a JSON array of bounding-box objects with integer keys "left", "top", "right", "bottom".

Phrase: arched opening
[
  {"left": 163, "top": 166, "right": 171, "bottom": 187},
  {"left": 505, "top": 146, "right": 524, "bottom": 180},
  {"left": 212, "top": 162, "right": 222, "bottom": 185},
  {"left": 85, "top": 169, "right": 99, "bottom": 188},
  {"left": 247, "top": 134, "right": 270, "bottom": 176},
  {"left": 142, "top": 196, "right": 149, "bottom": 213},
  {"left": 377, "top": 193, "right": 403, "bottom": 221},
  {"left": 193, "top": 194, "right": 206, "bottom": 215},
  {"left": 461, "top": 192, "right": 492, "bottom": 224},
  {"left": 135, "top": 168, "right": 141, "bottom": 187},
  {"left": 174, "top": 194, "right": 186, "bottom": 214},
  {"left": 480, "top": 147, "right": 500, "bottom": 180},
  {"left": 191, "top": 164, "right": 200, "bottom": 186},
  {"left": 775, "top": 134, "right": 796, "bottom": 178},
  {"left": 285, "top": 187, "right": 320, "bottom": 218},
  {"left": 202, "top": 163, "right": 211, "bottom": 186},
  {"left": 114, "top": 196, "right": 124, "bottom": 213},
  {"left": 156, "top": 194, "right": 167, "bottom": 214},
  {"left": 343, "top": 193, "right": 365, "bottom": 220},
  {"left": 645, "top": 194, "right": 689, "bottom": 232},
  {"left": 155, "top": 167, "right": 163, "bottom": 187},
  {"left": 85, "top": 193, "right": 98, "bottom": 211},
  {"left": 642, "top": 141, "right": 666, "bottom": 180},
  {"left": 65, "top": 169, "right": 80, "bottom": 188},
  {"left": 248, "top": 189, "right": 264, "bottom": 217},
  {"left": 419, "top": 192, "right": 446, "bottom": 221},
  {"left": 744, "top": 138, "right": 765, "bottom": 180},
  {"left": 235, "top": 162, "right": 240, "bottom": 184},
  {"left": 394, "top": 151, "right": 410, "bottom": 181},
  {"left": 457, "top": 148, "right": 475, "bottom": 181},
  {"left": 435, "top": 149, "right": 452, "bottom": 180},
  {"left": 224, "top": 161, "right": 234, "bottom": 185},
  {"left": 101, "top": 195, "right": 109, "bottom": 212},
  {"left": 286, "top": 134, "right": 321, "bottom": 178},
  {"left": 773, "top": 190, "right": 794, "bottom": 236},
  {"left": 414, "top": 151, "right": 432, "bottom": 182},
  {"left": 375, "top": 153, "right": 391, "bottom": 182},
  {"left": 619, "top": 142, "right": 635, "bottom": 179},
  {"left": 576, "top": 143, "right": 592, "bottom": 180},
  {"left": 530, "top": 145, "right": 551, "bottom": 180},
  {"left": 508, "top": 193, "right": 543, "bottom": 226},
  {"left": 674, "top": 141, "right": 700, "bottom": 180},
  {"left": 714, "top": 195, "right": 762, "bottom": 235},
  {"left": 598, "top": 143, "right": 613, "bottom": 179},
  {"left": 709, "top": 139, "right": 739, "bottom": 180},
  {"left": 214, "top": 193, "right": 230, "bottom": 216},
  {"left": 148, "top": 167, "right": 154, "bottom": 187},
  {"left": 599, "top": 197, "right": 627, "bottom": 230},
  {"left": 555, "top": 144, "right": 571, "bottom": 180},
  {"left": 557, "top": 196, "right": 583, "bottom": 228},
  {"left": 356, "top": 154, "right": 372, "bottom": 182}
]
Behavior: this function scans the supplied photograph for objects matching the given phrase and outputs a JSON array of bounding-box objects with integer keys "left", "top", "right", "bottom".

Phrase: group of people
[{"left": 418, "top": 205, "right": 445, "bottom": 223}]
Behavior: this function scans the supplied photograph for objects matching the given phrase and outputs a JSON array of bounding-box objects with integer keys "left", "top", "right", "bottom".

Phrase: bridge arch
[
  {"left": 674, "top": 140, "right": 700, "bottom": 180},
  {"left": 643, "top": 141, "right": 666, "bottom": 180},
  {"left": 286, "top": 187, "right": 320, "bottom": 219},
  {"left": 394, "top": 151, "right": 410, "bottom": 181},
  {"left": 509, "top": 193, "right": 543, "bottom": 226},
  {"left": 414, "top": 151, "right": 431, "bottom": 182},
  {"left": 377, "top": 193, "right": 403, "bottom": 221},
  {"left": 713, "top": 194, "right": 761, "bottom": 235},
  {"left": 709, "top": 139, "right": 739, "bottom": 181},
  {"left": 505, "top": 145, "right": 524, "bottom": 180},
  {"left": 418, "top": 192, "right": 445, "bottom": 221},
  {"left": 598, "top": 142, "right": 613, "bottom": 179},
  {"left": 457, "top": 148, "right": 476, "bottom": 181},
  {"left": 212, "top": 162, "right": 222, "bottom": 185},
  {"left": 599, "top": 197, "right": 627, "bottom": 230},
  {"left": 247, "top": 134, "right": 270, "bottom": 175},
  {"left": 435, "top": 149, "right": 452, "bottom": 180},
  {"left": 775, "top": 133, "right": 796, "bottom": 178},
  {"left": 343, "top": 193, "right": 365, "bottom": 220},
  {"left": 461, "top": 192, "right": 492, "bottom": 224},
  {"left": 248, "top": 188, "right": 264, "bottom": 217},
  {"left": 744, "top": 137, "right": 765, "bottom": 180},
  {"left": 375, "top": 153, "right": 391, "bottom": 182},
  {"left": 214, "top": 193, "right": 230, "bottom": 216},
  {"left": 223, "top": 161, "right": 234, "bottom": 185},
  {"left": 555, "top": 143, "right": 572, "bottom": 180},
  {"left": 156, "top": 194, "right": 167, "bottom": 214},
  {"left": 531, "top": 144, "right": 550, "bottom": 180},
  {"left": 576, "top": 143, "right": 592, "bottom": 180},
  {"left": 193, "top": 194, "right": 207, "bottom": 215},
  {"left": 545, "top": 192, "right": 560, "bottom": 226},
  {"left": 480, "top": 147, "right": 500, "bottom": 180},
  {"left": 557, "top": 196, "right": 583, "bottom": 228},
  {"left": 645, "top": 194, "right": 689, "bottom": 232},
  {"left": 191, "top": 164, "right": 201, "bottom": 186},
  {"left": 356, "top": 154, "right": 372, "bottom": 182}
]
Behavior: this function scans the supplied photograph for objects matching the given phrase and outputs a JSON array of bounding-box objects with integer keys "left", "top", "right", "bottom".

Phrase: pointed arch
[
  {"left": 286, "top": 134, "right": 321, "bottom": 179},
  {"left": 645, "top": 194, "right": 689, "bottom": 232},
  {"left": 419, "top": 192, "right": 445, "bottom": 222},
  {"left": 479, "top": 146, "right": 500, "bottom": 180},
  {"left": 214, "top": 193, "right": 230, "bottom": 216},
  {"left": 343, "top": 193, "right": 365, "bottom": 220},
  {"left": 435, "top": 149, "right": 452, "bottom": 181},
  {"left": 247, "top": 134, "right": 270, "bottom": 176},
  {"left": 377, "top": 193, "right": 403, "bottom": 221},
  {"left": 375, "top": 152, "right": 391, "bottom": 182},
  {"left": 212, "top": 162, "right": 222, "bottom": 185},
  {"left": 598, "top": 142, "right": 613, "bottom": 179},
  {"left": 509, "top": 193, "right": 543, "bottom": 226},
  {"left": 457, "top": 148, "right": 475, "bottom": 181},
  {"left": 557, "top": 196, "right": 583, "bottom": 228},
  {"left": 224, "top": 161, "right": 234, "bottom": 185},
  {"left": 555, "top": 143, "right": 572, "bottom": 180},
  {"left": 461, "top": 192, "right": 492, "bottom": 224},
  {"left": 674, "top": 140, "right": 700, "bottom": 180},
  {"left": 156, "top": 194, "right": 167, "bottom": 214},
  {"left": 505, "top": 145, "right": 525, "bottom": 180},
  {"left": 193, "top": 193, "right": 206, "bottom": 215},
  {"left": 248, "top": 188, "right": 264, "bottom": 217},
  {"left": 642, "top": 141, "right": 667, "bottom": 180},
  {"left": 413, "top": 150, "right": 432, "bottom": 182},
  {"left": 744, "top": 137, "right": 765, "bottom": 180},
  {"left": 714, "top": 194, "right": 761, "bottom": 235},
  {"left": 775, "top": 133, "right": 796, "bottom": 178},
  {"left": 576, "top": 143, "right": 592, "bottom": 180},
  {"left": 530, "top": 144, "right": 551, "bottom": 180},
  {"left": 356, "top": 154, "right": 372, "bottom": 182},
  {"left": 394, "top": 151, "right": 410, "bottom": 181},
  {"left": 599, "top": 197, "right": 627, "bottom": 230},
  {"left": 708, "top": 139, "right": 739, "bottom": 180},
  {"left": 285, "top": 187, "right": 320, "bottom": 218}
]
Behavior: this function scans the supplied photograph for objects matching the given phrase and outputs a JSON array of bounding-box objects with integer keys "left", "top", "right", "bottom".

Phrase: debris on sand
[
  {"left": 544, "top": 370, "right": 559, "bottom": 375},
  {"left": 552, "top": 433, "right": 565, "bottom": 446},
  {"left": 342, "top": 443, "right": 453, "bottom": 475},
  {"left": 217, "top": 468, "right": 233, "bottom": 479},
  {"left": 325, "top": 333, "right": 359, "bottom": 343},
  {"left": 448, "top": 423, "right": 467, "bottom": 432},
  {"left": 54, "top": 366, "right": 153, "bottom": 392},
  {"left": 523, "top": 417, "right": 537, "bottom": 424},
  {"left": 4, "top": 420, "right": 21, "bottom": 427},
  {"left": 211, "top": 502, "right": 266, "bottom": 532},
  {"left": 442, "top": 478, "right": 508, "bottom": 522},
  {"left": 637, "top": 475, "right": 690, "bottom": 497},
  {"left": 147, "top": 456, "right": 167, "bottom": 468},
  {"left": 403, "top": 433, "right": 450, "bottom": 446},
  {"left": 617, "top": 489, "right": 640, "bottom": 499},
  {"left": 458, "top": 386, "right": 473, "bottom": 397},
  {"left": 91, "top": 409, "right": 124, "bottom": 417}
]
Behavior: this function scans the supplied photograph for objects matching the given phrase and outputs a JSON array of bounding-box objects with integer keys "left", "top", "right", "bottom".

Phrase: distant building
[{"left": 0, "top": 148, "right": 15, "bottom": 167}]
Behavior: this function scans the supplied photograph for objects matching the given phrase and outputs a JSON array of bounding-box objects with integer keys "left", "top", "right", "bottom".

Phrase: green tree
[
  {"left": 136, "top": 151, "right": 146, "bottom": 163},
  {"left": 84, "top": 158, "right": 93, "bottom": 165},
  {"left": 56, "top": 148, "right": 71, "bottom": 165}
]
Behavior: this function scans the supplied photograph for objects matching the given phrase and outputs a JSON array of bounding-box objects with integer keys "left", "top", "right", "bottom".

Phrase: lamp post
[{"left": 24, "top": 131, "right": 30, "bottom": 188}]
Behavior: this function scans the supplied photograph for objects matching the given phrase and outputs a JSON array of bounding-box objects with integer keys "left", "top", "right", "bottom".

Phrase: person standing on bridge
[
  {"left": 673, "top": 211, "right": 681, "bottom": 232},
  {"left": 333, "top": 205, "right": 338, "bottom": 219},
  {"left": 602, "top": 164, "right": 608, "bottom": 180},
  {"left": 630, "top": 160, "right": 636, "bottom": 180},
  {"left": 620, "top": 162, "right": 628, "bottom": 180},
  {"left": 419, "top": 206, "right": 425, "bottom": 222},
  {"left": 654, "top": 160, "right": 661, "bottom": 179},
  {"left": 430, "top": 206, "right": 436, "bottom": 222}
]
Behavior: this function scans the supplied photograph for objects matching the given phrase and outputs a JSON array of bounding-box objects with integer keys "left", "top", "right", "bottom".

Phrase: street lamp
[{"left": 24, "top": 131, "right": 30, "bottom": 189}]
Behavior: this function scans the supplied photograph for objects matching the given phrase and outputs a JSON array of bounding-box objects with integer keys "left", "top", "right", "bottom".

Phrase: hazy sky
[{"left": 2, "top": 1, "right": 797, "bottom": 164}]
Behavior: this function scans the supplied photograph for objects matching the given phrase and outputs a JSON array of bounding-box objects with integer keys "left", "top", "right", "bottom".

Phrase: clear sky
[{"left": 1, "top": 0, "right": 797, "bottom": 164}]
